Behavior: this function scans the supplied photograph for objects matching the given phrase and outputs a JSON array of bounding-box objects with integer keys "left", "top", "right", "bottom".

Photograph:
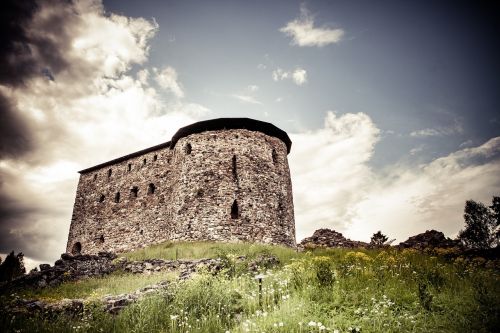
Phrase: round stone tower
[{"left": 167, "top": 118, "right": 296, "bottom": 247}]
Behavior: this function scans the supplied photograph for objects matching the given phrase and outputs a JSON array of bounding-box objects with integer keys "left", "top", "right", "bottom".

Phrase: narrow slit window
[
  {"left": 185, "top": 143, "right": 192, "bottom": 155},
  {"left": 98, "top": 194, "right": 105, "bottom": 203},
  {"left": 272, "top": 149, "right": 278, "bottom": 164},
  {"left": 231, "top": 200, "right": 239, "bottom": 219},
  {"left": 108, "top": 169, "right": 112, "bottom": 178},
  {"left": 148, "top": 183, "right": 156, "bottom": 195},
  {"left": 93, "top": 174, "right": 98, "bottom": 181},
  {"left": 232, "top": 155, "right": 237, "bottom": 180},
  {"left": 153, "top": 154, "right": 158, "bottom": 161},
  {"left": 143, "top": 158, "right": 147, "bottom": 165},
  {"left": 99, "top": 235, "right": 104, "bottom": 244},
  {"left": 131, "top": 186, "right": 139, "bottom": 198},
  {"left": 128, "top": 163, "right": 132, "bottom": 171},
  {"left": 114, "top": 192, "right": 120, "bottom": 203}
]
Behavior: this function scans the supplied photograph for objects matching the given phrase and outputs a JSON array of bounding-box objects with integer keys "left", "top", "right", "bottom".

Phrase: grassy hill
[{"left": 1, "top": 241, "right": 499, "bottom": 333}]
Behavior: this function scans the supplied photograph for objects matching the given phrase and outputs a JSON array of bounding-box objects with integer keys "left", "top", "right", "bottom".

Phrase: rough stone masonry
[{"left": 66, "top": 118, "right": 296, "bottom": 255}]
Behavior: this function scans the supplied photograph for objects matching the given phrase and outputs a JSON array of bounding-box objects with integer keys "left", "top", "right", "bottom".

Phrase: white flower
[
  {"left": 334, "top": 330, "right": 340, "bottom": 333},
  {"left": 279, "top": 322, "right": 284, "bottom": 327},
  {"left": 308, "top": 321, "right": 317, "bottom": 326},
  {"left": 170, "top": 315, "right": 178, "bottom": 320},
  {"left": 319, "top": 325, "right": 326, "bottom": 330}
]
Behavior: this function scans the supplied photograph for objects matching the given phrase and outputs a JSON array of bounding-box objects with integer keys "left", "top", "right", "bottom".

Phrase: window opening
[
  {"left": 71, "top": 242, "right": 82, "bottom": 255},
  {"left": 108, "top": 169, "right": 112, "bottom": 177},
  {"left": 99, "top": 235, "right": 104, "bottom": 244},
  {"left": 140, "top": 230, "right": 143, "bottom": 235},
  {"left": 93, "top": 174, "right": 97, "bottom": 181},
  {"left": 232, "top": 155, "right": 237, "bottom": 180},
  {"left": 114, "top": 192, "right": 120, "bottom": 203},
  {"left": 128, "top": 163, "right": 132, "bottom": 171},
  {"left": 99, "top": 194, "right": 105, "bottom": 203},
  {"left": 185, "top": 143, "right": 192, "bottom": 155},
  {"left": 143, "top": 158, "right": 147, "bottom": 165},
  {"left": 148, "top": 183, "right": 156, "bottom": 195},
  {"left": 231, "top": 200, "right": 239, "bottom": 219},
  {"left": 153, "top": 154, "right": 158, "bottom": 161},
  {"left": 272, "top": 149, "right": 278, "bottom": 164},
  {"left": 131, "top": 186, "right": 139, "bottom": 198}
]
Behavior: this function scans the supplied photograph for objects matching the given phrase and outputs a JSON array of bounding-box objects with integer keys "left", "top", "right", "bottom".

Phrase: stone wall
[{"left": 66, "top": 119, "right": 296, "bottom": 254}]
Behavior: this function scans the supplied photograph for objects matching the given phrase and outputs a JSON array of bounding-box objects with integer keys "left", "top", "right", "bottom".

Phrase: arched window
[
  {"left": 71, "top": 242, "right": 82, "bottom": 255},
  {"left": 114, "top": 192, "right": 120, "bottom": 203},
  {"left": 231, "top": 200, "right": 239, "bottom": 219},
  {"left": 98, "top": 194, "right": 105, "bottom": 203},
  {"left": 130, "top": 186, "right": 139, "bottom": 198},
  {"left": 108, "top": 169, "right": 112, "bottom": 177},
  {"left": 272, "top": 149, "right": 278, "bottom": 164},
  {"left": 128, "top": 163, "right": 132, "bottom": 171},
  {"left": 148, "top": 183, "right": 156, "bottom": 195},
  {"left": 143, "top": 158, "right": 147, "bottom": 165},
  {"left": 185, "top": 143, "right": 192, "bottom": 155}
]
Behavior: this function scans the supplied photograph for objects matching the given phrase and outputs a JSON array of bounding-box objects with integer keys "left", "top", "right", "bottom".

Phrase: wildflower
[
  {"left": 308, "top": 321, "right": 317, "bottom": 327},
  {"left": 170, "top": 315, "right": 179, "bottom": 320},
  {"left": 279, "top": 322, "right": 284, "bottom": 327},
  {"left": 319, "top": 325, "right": 326, "bottom": 330},
  {"left": 334, "top": 330, "right": 339, "bottom": 333}
]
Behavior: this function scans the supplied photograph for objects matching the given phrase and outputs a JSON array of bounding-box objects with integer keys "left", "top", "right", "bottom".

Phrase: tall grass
[{"left": 1, "top": 243, "right": 499, "bottom": 333}]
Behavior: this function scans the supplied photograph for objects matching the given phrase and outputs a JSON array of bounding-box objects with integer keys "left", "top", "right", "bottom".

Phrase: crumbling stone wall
[{"left": 66, "top": 119, "right": 296, "bottom": 254}]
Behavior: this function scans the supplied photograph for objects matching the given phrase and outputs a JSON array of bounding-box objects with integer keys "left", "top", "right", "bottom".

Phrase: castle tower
[{"left": 66, "top": 118, "right": 295, "bottom": 255}]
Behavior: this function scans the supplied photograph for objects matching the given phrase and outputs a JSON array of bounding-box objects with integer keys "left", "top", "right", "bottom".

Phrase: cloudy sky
[{"left": 1, "top": 0, "right": 499, "bottom": 269}]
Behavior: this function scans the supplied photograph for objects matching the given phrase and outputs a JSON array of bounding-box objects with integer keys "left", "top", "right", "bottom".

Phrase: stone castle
[{"left": 66, "top": 118, "right": 296, "bottom": 255}]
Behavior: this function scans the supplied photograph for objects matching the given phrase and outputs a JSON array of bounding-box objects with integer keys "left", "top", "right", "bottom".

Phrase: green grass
[
  {"left": 6, "top": 270, "right": 178, "bottom": 302},
  {"left": 1, "top": 243, "right": 499, "bottom": 333},
  {"left": 122, "top": 240, "right": 300, "bottom": 264}
]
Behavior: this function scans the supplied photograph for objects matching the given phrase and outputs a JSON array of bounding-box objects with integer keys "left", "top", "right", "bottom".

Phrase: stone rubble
[
  {"left": 397, "top": 230, "right": 460, "bottom": 249},
  {"left": 298, "top": 228, "right": 370, "bottom": 250}
]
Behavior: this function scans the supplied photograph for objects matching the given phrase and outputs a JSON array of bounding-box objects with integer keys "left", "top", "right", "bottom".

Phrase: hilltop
[{"left": 1, "top": 240, "right": 499, "bottom": 333}]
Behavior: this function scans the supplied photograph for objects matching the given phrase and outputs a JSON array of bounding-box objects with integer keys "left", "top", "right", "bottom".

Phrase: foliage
[
  {"left": 0, "top": 251, "right": 25, "bottom": 282},
  {"left": 458, "top": 196, "right": 500, "bottom": 249},
  {"left": 370, "top": 231, "right": 388, "bottom": 247}
]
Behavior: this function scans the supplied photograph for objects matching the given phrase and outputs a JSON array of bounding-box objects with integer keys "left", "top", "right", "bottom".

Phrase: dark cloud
[
  {"left": 0, "top": 0, "right": 80, "bottom": 158},
  {"left": 0, "top": 0, "right": 75, "bottom": 87},
  {"left": 0, "top": 93, "right": 34, "bottom": 158}
]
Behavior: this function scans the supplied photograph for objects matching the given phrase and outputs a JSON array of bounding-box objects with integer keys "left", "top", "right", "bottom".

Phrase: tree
[
  {"left": 458, "top": 197, "right": 499, "bottom": 249},
  {"left": 370, "top": 231, "right": 388, "bottom": 247},
  {"left": 0, "top": 251, "right": 26, "bottom": 282}
]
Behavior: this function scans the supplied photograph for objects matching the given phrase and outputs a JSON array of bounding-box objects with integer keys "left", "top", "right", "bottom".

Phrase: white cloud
[
  {"left": 272, "top": 67, "right": 307, "bottom": 86},
  {"left": 154, "top": 66, "right": 184, "bottom": 98},
  {"left": 272, "top": 68, "right": 289, "bottom": 81},
  {"left": 292, "top": 68, "right": 307, "bottom": 85},
  {"left": 289, "top": 112, "right": 500, "bottom": 243},
  {"left": 280, "top": 4, "right": 344, "bottom": 47},
  {"left": 410, "top": 119, "right": 463, "bottom": 137},
  {"left": 232, "top": 94, "right": 262, "bottom": 105}
]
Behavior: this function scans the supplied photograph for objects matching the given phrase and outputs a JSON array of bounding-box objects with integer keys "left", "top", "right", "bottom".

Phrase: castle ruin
[{"left": 66, "top": 118, "right": 296, "bottom": 255}]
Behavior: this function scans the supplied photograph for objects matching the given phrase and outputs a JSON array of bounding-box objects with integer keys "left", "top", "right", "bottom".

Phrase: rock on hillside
[
  {"left": 299, "top": 229, "right": 369, "bottom": 249},
  {"left": 398, "top": 230, "right": 460, "bottom": 249}
]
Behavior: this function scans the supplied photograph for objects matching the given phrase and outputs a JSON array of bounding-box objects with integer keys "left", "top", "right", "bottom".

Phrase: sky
[{"left": 1, "top": 0, "right": 499, "bottom": 270}]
